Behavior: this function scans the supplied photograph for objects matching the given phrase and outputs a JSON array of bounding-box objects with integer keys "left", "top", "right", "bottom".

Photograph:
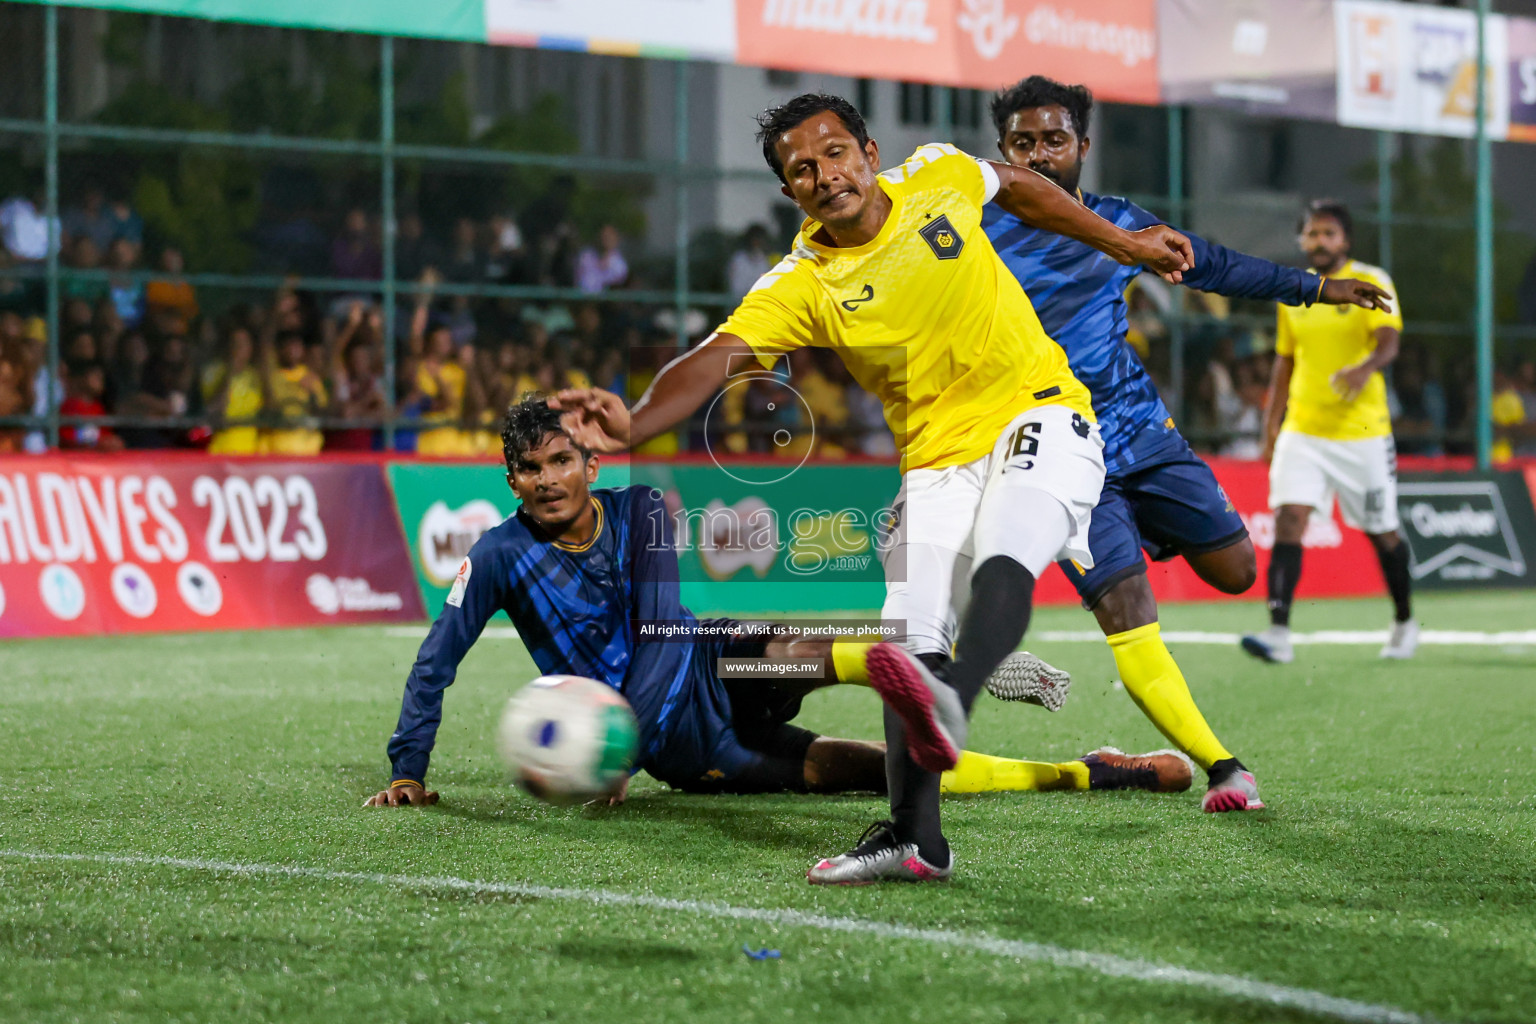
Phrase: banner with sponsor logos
[
  {"left": 1394, "top": 470, "right": 1536, "bottom": 589},
  {"left": 384, "top": 456, "right": 1397, "bottom": 623},
  {"left": 949, "top": 0, "right": 1160, "bottom": 103},
  {"left": 1510, "top": 16, "right": 1536, "bottom": 143},
  {"left": 0, "top": 456, "right": 423, "bottom": 638},
  {"left": 735, "top": 0, "right": 1159, "bottom": 104},
  {"left": 1335, "top": 0, "right": 1509, "bottom": 139},
  {"left": 1158, "top": 0, "right": 1337, "bottom": 121},
  {"left": 484, "top": 0, "right": 738, "bottom": 59}
]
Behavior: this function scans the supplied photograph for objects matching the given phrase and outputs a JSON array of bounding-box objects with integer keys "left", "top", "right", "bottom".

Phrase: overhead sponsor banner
[
  {"left": 1336, "top": 0, "right": 1509, "bottom": 139},
  {"left": 485, "top": 0, "right": 737, "bottom": 59},
  {"left": 735, "top": 0, "right": 1156, "bottom": 103},
  {"left": 1158, "top": 0, "right": 1336, "bottom": 121},
  {"left": 951, "top": 0, "right": 1159, "bottom": 104},
  {"left": 0, "top": 456, "right": 423, "bottom": 638},
  {"left": 1510, "top": 16, "right": 1536, "bottom": 142},
  {"left": 735, "top": 0, "right": 963, "bottom": 85},
  {"left": 1395, "top": 471, "right": 1536, "bottom": 589},
  {"left": 25, "top": 0, "right": 486, "bottom": 42}
]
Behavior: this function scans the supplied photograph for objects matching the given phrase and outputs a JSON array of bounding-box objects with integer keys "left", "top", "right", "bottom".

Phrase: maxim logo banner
[{"left": 1396, "top": 474, "right": 1536, "bottom": 587}]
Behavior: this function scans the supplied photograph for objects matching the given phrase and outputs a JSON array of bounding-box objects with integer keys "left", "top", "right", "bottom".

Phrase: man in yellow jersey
[
  {"left": 1242, "top": 200, "right": 1415, "bottom": 664},
  {"left": 553, "top": 93, "right": 1194, "bottom": 884},
  {"left": 259, "top": 330, "right": 327, "bottom": 455}
]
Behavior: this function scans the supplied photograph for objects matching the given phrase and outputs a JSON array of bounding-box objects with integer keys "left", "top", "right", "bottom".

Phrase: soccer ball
[{"left": 497, "top": 675, "right": 639, "bottom": 804}]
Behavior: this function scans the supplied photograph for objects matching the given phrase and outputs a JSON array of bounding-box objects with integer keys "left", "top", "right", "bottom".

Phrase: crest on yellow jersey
[{"left": 919, "top": 214, "right": 964, "bottom": 260}]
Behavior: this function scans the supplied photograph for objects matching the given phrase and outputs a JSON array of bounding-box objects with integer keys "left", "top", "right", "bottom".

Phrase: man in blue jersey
[
  {"left": 981, "top": 77, "right": 1393, "bottom": 812},
  {"left": 367, "top": 396, "right": 1190, "bottom": 807}
]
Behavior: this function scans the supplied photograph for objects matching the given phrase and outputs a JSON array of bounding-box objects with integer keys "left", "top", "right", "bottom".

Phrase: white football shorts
[
  {"left": 880, "top": 404, "right": 1106, "bottom": 657},
  {"left": 1270, "top": 430, "right": 1400, "bottom": 534}
]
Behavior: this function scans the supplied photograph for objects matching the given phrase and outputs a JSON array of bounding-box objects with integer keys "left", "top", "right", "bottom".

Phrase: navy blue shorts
[
  {"left": 643, "top": 618, "right": 819, "bottom": 793},
  {"left": 1058, "top": 436, "right": 1248, "bottom": 608}
]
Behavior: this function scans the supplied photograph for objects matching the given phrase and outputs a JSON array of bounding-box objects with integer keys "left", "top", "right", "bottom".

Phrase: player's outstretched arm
[
  {"left": 553, "top": 332, "right": 755, "bottom": 452},
  {"left": 986, "top": 161, "right": 1192, "bottom": 281},
  {"left": 1133, "top": 213, "right": 1391, "bottom": 312}
]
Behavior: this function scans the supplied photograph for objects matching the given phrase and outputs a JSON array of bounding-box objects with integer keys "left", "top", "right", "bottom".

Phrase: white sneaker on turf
[
  {"left": 1380, "top": 619, "right": 1419, "bottom": 659},
  {"left": 1240, "top": 626, "right": 1293, "bottom": 664},
  {"left": 983, "top": 651, "right": 1072, "bottom": 711},
  {"left": 807, "top": 821, "right": 953, "bottom": 885},
  {"left": 1202, "top": 767, "right": 1265, "bottom": 813},
  {"left": 864, "top": 643, "right": 968, "bottom": 773}
]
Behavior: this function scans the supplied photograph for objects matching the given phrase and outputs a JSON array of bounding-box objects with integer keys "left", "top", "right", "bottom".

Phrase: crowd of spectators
[{"left": 0, "top": 186, "right": 1527, "bottom": 462}]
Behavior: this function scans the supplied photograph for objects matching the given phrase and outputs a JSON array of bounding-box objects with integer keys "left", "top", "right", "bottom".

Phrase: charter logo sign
[{"left": 1396, "top": 475, "right": 1536, "bottom": 588}]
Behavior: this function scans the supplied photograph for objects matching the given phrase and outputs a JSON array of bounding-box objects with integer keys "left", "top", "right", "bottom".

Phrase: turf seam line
[
  {"left": 1032, "top": 629, "right": 1536, "bottom": 646},
  {"left": 0, "top": 848, "right": 1432, "bottom": 1024}
]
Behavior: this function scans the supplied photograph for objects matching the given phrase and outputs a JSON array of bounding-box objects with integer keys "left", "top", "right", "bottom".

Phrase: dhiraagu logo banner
[{"left": 387, "top": 460, "right": 894, "bottom": 618}]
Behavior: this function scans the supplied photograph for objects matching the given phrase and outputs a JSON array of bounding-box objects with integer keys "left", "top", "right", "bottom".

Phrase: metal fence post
[
  {"left": 1474, "top": 0, "right": 1493, "bottom": 469},
  {"left": 1167, "top": 104, "right": 1185, "bottom": 427},
  {"left": 381, "top": 35, "right": 397, "bottom": 450},
  {"left": 44, "top": 3, "right": 60, "bottom": 449},
  {"left": 673, "top": 60, "right": 690, "bottom": 348},
  {"left": 1376, "top": 131, "right": 1393, "bottom": 275}
]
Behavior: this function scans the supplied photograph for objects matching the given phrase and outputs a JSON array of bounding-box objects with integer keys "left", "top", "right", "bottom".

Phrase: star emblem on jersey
[
  {"left": 841, "top": 284, "right": 875, "bottom": 311},
  {"left": 918, "top": 214, "right": 964, "bottom": 260}
]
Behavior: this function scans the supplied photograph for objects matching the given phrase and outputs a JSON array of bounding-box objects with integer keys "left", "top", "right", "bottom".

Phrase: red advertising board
[
  {"left": 734, "top": 0, "right": 1159, "bottom": 104},
  {"left": 1031, "top": 457, "right": 1386, "bottom": 606},
  {"left": 950, "top": 0, "right": 1160, "bottom": 104},
  {"left": 735, "top": 0, "right": 963, "bottom": 85},
  {"left": 0, "top": 456, "right": 424, "bottom": 638}
]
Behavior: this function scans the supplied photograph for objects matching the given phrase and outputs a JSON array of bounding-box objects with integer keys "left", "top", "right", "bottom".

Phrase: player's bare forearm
[
  {"left": 551, "top": 333, "right": 752, "bottom": 452},
  {"left": 986, "top": 162, "right": 1192, "bottom": 279},
  {"left": 630, "top": 333, "right": 754, "bottom": 447},
  {"left": 1360, "top": 327, "right": 1400, "bottom": 372},
  {"left": 1262, "top": 355, "right": 1294, "bottom": 457}
]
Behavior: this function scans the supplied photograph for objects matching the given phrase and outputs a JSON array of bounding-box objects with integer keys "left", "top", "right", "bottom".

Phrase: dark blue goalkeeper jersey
[
  {"left": 983, "top": 192, "right": 1325, "bottom": 476},
  {"left": 388, "top": 485, "right": 694, "bottom": 784}
]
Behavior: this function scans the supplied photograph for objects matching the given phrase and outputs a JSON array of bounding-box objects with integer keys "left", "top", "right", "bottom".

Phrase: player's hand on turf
[
  {"left": 1122, "top": 225, "right": 1193, "bottom": 283},
  {"left": 605, "top": 776, "right": 631, "bottom": 806},
  {"left": 1331, "top": 363, "right": 1374, "bottom": 402},
  {"left": 363, "top": 784, "right": 440, "bottom": 808},
  {"left": 1321, "top": 278, "right": 1393, "bottom": 312},
  {"left": 550, "top": 387, "right": 632, "bottom": 453}
]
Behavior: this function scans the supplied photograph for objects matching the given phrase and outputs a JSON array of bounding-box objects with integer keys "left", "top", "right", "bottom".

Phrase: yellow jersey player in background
[
  {"left": 554, "top": 93, "right": 1194, "bottom": 884},
  {"left": 1243, "top": 200, "right": 1414, "bottom": 664}
]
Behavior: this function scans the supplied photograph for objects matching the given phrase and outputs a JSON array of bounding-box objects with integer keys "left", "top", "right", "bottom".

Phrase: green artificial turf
[{"left": 2, "top": 592, "right": 1533, "bottom": 1023}]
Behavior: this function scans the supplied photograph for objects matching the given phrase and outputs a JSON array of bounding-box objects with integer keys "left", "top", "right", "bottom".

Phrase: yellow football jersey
[
  {"left": 1276, "top": 259, "right": 1402, "bottom": 441},
  {"left": 718, "top": 144, "right": 1091, "bottom": 473}
]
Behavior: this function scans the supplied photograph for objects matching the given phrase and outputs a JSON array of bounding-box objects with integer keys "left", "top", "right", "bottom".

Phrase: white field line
[
  {"left": 1035, "top": 629, "right": 1536, "bottom": 646},
  {"left": 0, "top": 849, "right": 1431, "bottom": 1024},
  {"left": 381, "top": 625, "right": 1536, "bottom": 648}
]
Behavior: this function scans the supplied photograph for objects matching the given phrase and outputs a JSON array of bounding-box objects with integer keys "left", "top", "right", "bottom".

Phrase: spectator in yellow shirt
[
  {"left": 415, "top": 324, "right": 471, "bottom": 455},
  {"left": 1492, "top": 365, "right": 1527, "bottom": 464},
  {"left": 202, "top": 326, "right": 263, "bottom": 454},
  {"left": 259, "top": 330, "right": 327, "bottom": 455}
]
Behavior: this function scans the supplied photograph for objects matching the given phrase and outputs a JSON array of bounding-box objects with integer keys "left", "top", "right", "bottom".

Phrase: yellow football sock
[
  {"left": 940, "top": 751, "right": 1081, "bottom": 793},
  {"left": 830, "top": 639, "right": 874, "bottom": 686},
  {"left": 1107, "top": 622, "right": 1232, "bottom": 771}
]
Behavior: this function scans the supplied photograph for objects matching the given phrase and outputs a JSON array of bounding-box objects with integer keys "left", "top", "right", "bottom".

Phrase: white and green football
[{"left": 497, "top": 675, "right": 638, "bottom": 804}]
